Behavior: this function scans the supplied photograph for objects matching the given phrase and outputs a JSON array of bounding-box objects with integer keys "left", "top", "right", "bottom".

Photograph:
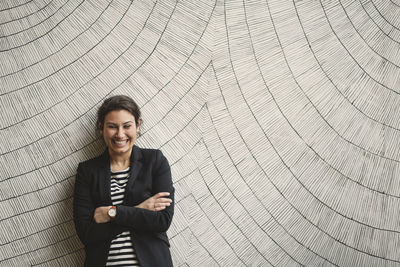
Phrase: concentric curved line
[
  {"left": 31, "top": 248, "right": 85, "bottom": 267},
  {"left": 338, "top": 0, "right": 400, "bottom": 67},
  {"left": 0, "top": 0, "right": 214, "bottom": 156},
  {"left": 317, "top": 0, "right": 400, "bottom": 95},
  {"left": 0, "top": 220, "right": 77, "bottom": 260},
  {"left": 371, "top": 0, "right": 400, "bottom": 29},
  {"left": 222, "top": 0, "right": 400, "bottom": 262},
  {"left": 0, "top": 0, "right": 34, "bottom": 13},
  {"left": 0, "top": 0, "right": 129, "bottom": 95},
  {"left": 246, "top": 0, "right": 400, "bottom": 200},
  {"left": 0, "top": 0, "right": 115, "bottom": 78},
  {"left": 359, "top": 0, "right": 400, "bottom": 43},
  {"left": 0, "top": 0, "right": 68, "bottom": 37},
  {"left": 259, "top": 0, "right": 400, "bottom": 235},
  {"left": 0, "top": 0, "right": 54, "bottom": 26},
  {"left": 212, "top": 50, "right": 336, "bottom": 264},
  {"left": 0, "top": 0, "right": 85, "bottom": 52},
  {"left": 202, "top": 111, "right": 307, "bottom": 265}
]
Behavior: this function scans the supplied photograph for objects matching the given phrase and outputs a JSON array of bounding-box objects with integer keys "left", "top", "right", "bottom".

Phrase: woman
[{"left": 73, "top": 95, "right": 174, "bottom": 267}]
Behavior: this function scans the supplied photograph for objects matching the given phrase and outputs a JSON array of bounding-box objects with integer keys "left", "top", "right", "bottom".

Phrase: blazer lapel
[
  {"left": 124, "top": 146, "right": 143, "bottom": 204},
  {"left": 97, "top": 149, "right": 112, "bottom": 205}
]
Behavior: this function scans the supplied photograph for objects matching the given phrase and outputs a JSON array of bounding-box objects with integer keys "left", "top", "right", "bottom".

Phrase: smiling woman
[
  {"left": 73, "top": 95, "right": 175, "bottom": 267},
  {"left": 102, "top": 110, "right": 140, "bottom": 162}
]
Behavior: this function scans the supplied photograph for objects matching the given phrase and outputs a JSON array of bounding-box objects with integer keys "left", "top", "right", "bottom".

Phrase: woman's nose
[{"left": 116, "top": 127, "right": 124, "bottom": 137}]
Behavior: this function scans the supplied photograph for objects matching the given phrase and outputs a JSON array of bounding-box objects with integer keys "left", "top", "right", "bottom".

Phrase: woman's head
[
  {"left": 97, "top": 95, "right": 141, "bottom": 132},
  {"left": 97, "top": 95, "right": 142, "bottom": 156}
]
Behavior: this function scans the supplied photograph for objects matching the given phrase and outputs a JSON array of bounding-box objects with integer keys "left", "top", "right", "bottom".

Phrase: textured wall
[{"left": 1, "top": 0, "right": 399, "bottom": 266}]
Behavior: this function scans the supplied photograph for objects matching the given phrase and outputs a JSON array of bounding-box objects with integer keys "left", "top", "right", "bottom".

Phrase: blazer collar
[
  {"left": 98, "top": 145, "right": 143, "bottom": 168},
  {"left": 98, "top": 145, "right": 143, "bottom": 205}
]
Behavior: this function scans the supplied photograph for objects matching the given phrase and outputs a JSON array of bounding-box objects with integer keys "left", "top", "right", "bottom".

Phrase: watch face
[{"left": 108, "top": 208, "right": 116, "bottom": 217}]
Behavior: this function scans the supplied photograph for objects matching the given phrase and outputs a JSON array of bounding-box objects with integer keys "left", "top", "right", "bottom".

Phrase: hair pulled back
[{"left": 96, "top": 95, "right": 141, "bottom": 133}]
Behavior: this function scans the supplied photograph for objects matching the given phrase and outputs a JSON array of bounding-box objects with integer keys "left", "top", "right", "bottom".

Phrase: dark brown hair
[{"left": 96, "top": 95, "right": 141, "bottom": 133}]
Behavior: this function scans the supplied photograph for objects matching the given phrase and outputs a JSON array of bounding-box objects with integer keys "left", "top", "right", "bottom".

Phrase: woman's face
[{"left": 101, "top": 109, "right": 140, "bottom": 158}]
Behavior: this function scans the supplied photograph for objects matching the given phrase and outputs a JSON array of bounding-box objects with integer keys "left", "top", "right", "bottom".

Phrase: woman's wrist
[{"left": 108, "top": 206, "right": 117, "bottom": 220}]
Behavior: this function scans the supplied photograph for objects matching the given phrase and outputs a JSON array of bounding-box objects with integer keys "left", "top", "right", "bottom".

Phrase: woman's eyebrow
[
  {"left": 105, "top": 121, "right": 134, "bottom": 125},
  {"left": 105, "top": 121, "right": 133, "bottom": 125}
]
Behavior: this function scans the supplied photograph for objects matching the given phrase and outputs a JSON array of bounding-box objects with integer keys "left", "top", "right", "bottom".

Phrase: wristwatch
[{"left": 108, "top": 206, "right": 117, "bottom": 220}]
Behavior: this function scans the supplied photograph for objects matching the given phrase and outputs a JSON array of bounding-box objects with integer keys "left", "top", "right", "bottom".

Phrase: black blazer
[{"left": 73, "top": 146, "right": 174, "bottom": 267}]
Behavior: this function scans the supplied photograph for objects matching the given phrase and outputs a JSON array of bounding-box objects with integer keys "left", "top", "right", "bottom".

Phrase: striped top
[{"left": 106, "top": 168, "right": 141, "bottom": 267}]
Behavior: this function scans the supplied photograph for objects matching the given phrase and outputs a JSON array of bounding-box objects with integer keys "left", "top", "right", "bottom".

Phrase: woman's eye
[{"left": 124, "top": 125, "right": 131, "bottom": 129}]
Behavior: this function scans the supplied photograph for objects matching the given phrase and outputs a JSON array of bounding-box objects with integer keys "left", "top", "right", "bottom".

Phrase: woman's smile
[
  {"left": 101, "top": 109, "right": 140, "bottom": 157},
  {"left": 113, "top": 139, "right": 129, "bottom": 146}
]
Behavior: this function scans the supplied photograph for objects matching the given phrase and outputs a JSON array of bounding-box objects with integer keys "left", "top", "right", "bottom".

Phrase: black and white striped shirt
[{"left": 106, "top": 168, "right": 140, "bottom": 266}]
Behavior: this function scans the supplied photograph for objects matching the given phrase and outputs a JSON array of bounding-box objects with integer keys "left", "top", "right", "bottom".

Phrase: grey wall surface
[{"left": 1, "top": 0, "right": 399, "bottom": 266}]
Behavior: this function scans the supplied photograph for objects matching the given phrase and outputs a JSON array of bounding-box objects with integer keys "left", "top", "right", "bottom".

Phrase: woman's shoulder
[
  {"left": 136, "top": 147, "right": 168, "bottom": 164},
  {"left": 138, "top": 147, "right": 165, "bottom": 158},
  {"left": 139, "top": 147, "right": 160, "bottom": 155},
  {"left": 77, "top": 152, "right": 105, "bottom": 170}
]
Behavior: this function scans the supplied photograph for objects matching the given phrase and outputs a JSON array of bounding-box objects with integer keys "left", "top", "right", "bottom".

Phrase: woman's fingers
[
  {"left": 153, "top": 192, "right": 170, "bottom": 199},
  {"left": 151, "top": 192, "right": 172, "bottom": 211},
  {"left": 154, "top": 204, "right": 168, "bottom": 211},
  {"left": 157, "top": 197, "right": 173, "bottom": 203},
  {"left": 154, "top": 200, "right": 171, "bottom": 207},
  {"left": 154, "top": 201, "right": 171, "bottom": 207},
  {"left": 153, "top": 197, "right": 172, "bottom": 211},
  {"left": 154, "top": 197, "right": 172, "bottom": 206},
  {"left": 134, "top": 192, "right": 172, "bottom": 211}
]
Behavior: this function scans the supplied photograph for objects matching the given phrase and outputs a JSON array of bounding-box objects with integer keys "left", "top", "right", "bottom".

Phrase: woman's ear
[
  {"left": 97, "top": 122, "right": 103, "bottom": 136},
  {"left": 136, "top": 118, "right": 142, "bottom": 136}
]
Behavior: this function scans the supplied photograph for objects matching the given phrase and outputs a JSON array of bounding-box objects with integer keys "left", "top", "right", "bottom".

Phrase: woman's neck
[{"left": 109, "top": 151, "right": 131, "bottom": 172}]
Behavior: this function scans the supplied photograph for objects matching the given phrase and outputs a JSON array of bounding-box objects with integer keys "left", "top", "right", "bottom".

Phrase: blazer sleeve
[
  {"left": 113, "top": 150, "right": 174, "bottom": 232},
  {"left": 73, "top": 163, "right": 123, "bottom": 245}
]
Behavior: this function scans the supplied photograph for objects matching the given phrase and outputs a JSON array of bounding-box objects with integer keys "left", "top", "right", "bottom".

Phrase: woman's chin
[{"left": 109, "top": 145, "right": 132, "bottom": 155}]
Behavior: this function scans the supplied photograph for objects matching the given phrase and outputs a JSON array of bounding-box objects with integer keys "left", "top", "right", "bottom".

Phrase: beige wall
[{"left": 1, "top": 0, "right": 399, "bottom": 266}]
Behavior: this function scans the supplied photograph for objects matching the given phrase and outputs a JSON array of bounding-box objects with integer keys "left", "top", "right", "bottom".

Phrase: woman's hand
[
  {"left": 93, "top": 206, "right": 112, "bottom": 223},
  {"left": 135, "top": 192, "right": 172, "bottom": 211},
  {"left": 93, "top": 193, "right": 171, "bottom": 223}
]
